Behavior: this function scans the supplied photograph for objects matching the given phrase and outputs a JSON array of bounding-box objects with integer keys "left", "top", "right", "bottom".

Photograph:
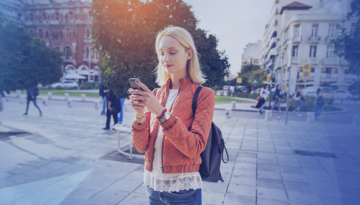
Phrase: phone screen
[{"left": 128, "top": 78, "right": 143, "bottom": 91}]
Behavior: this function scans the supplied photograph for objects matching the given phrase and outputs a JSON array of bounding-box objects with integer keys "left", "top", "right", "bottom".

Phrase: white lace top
[{"left": 144, "top": 89, "right": 202, "bottom": 192}]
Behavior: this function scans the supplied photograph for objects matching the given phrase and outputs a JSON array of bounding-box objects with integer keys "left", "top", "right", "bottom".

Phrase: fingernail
[{"left": 136, "top": 80, "right": 139, "bottom": 83}]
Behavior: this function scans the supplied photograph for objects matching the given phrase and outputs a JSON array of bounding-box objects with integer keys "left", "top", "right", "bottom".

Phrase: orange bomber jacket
[{"left": 131, "top": 77, "right": 215, "bottom": 174}]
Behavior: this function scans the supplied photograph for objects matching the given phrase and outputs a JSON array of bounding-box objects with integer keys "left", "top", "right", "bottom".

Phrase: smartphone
[{"left": 128, "top": 78, "right": 144, "bottom": 91}]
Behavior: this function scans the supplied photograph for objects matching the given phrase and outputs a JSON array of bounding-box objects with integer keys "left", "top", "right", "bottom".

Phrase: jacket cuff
[
  {"left": 160, "top": 114, "right": 177, "bottom": 130},
  {"left": 132, "top": 120, "right": 148, "bottom": 131}
]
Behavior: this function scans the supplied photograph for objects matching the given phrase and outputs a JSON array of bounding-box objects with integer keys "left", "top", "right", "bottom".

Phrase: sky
[{"left": 182, "top": 0, "right": 275, "bottom": 75}]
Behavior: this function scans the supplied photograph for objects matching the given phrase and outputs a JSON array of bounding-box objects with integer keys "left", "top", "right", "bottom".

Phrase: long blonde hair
[{"left": 154, "top": 26, "right": 206, "bottom": 86}]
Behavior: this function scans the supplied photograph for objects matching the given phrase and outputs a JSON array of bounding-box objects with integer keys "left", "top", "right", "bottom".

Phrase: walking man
[
  {"left": 23, "top": 86, "right": 42, "bottom": 116},
  {"left": 99, "top": 83, "right": 109, "bottom": 115}
]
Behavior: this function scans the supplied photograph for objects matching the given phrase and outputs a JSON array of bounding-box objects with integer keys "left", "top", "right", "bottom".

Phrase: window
[
  {"left": 309, "top": 45, "right": 317, "bottom": 58},
  {"left": 328, "top": 24, "right": 337, "bottom": 37},
  {"left": 86, "top": 28, "right": 90, "bottom": 38},
  {"left": 85, "top": 47, "right": 89, "bottom": 58},
  {"left": 73, "top": 30, "right": 76, "bottom": 40},
  {"left": 29, "top": 13, "right": 33, "bottom": 21},
  {"left": 292, "top": 45, "right": 299, "bottom": 57},
  {"left": 55, "top": 12, "right": 60, "bottom": 20},
  {"left": 39, "top": 29, "right": 43, "bottom": 38},
  {"left": 326, "top": 45, "right": 335, "bottom": 58},
  {"left": 311, "top": 67, "right": 315, "bottom": 73},
  {"left": 29, "top": 30, "right": 34, "bottom": 36},
  {"left": 42, "top": 13, "right": 46, "bottom": 21},
  {"left": 59, "top": 30, "right": 62, "bottom": 39},
  {"left": 69, "top": 11, "right": 74, "bottom": 20},
  {"left": 311, "top": 24, "right": 318, "bottom": 37},
  {"left": 45, "top": 31, "right": 48, "bottom": 39},
  {"left": 64, "top": 46, "right": 72, "bottom": 60},
  {"left": 91, "top": 48, "right": 94, "bottom": 59},
  {"left": 294, "top": 25, "right": 300, "bottom": 37},
  {"left": 65, "top": 28, "right": 70, "bottom": 38}
]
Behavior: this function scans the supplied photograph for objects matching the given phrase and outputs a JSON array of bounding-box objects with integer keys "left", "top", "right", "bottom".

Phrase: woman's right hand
[{"left": 128, "top": 89, "right": 146, "bottom": 117}]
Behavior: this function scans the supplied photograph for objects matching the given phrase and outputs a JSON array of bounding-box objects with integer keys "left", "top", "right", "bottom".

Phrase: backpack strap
[{"left": 192, "top": 86, "right": 203, "bottom": 116}]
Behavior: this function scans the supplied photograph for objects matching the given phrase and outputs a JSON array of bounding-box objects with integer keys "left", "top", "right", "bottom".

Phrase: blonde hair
[{"left": 154, "top": 26, "right": 206, "bottom": 86}]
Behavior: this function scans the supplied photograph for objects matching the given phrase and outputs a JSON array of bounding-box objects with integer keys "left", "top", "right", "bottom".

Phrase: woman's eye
[{"left": 170, "top": 52, "right": 176, "bottom": 55}]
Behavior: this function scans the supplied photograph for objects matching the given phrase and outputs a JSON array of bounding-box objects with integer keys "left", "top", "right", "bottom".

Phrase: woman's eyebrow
[{"left": 159, "top": 47, "right": 176, "bottom": 51}]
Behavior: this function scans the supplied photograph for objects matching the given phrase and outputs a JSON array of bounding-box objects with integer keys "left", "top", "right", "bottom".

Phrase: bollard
[
  {"left": 19, "top": 97, "right": 25, "bottom": 104},
  {"left": 353, "top": 115, "right": 360, "bottom": 126},
  {"left": 81, "top": 94, "right": 86, "bottom": 101},
  {"left": 67, "top": 99, "right": 73, "bottom": 107},
  {"left": 231, "top": 101, "right": 236, "bottom": 110},
  {"left": 265, "top": 110, "right": 272, "bottom": 121},
  {"left": 16, "top": 90, "right": 21, "bottom": 98},
  {"left": 225, "top": 108, "right": 231, "bottom": 118},
  {"left": 307, "top": 112, "right": 314, "bottom": 123},
  {"left": 124, "top": 102, "right": 131, "bottom": 112},
  {"left": 99, "top": 97, "right": 103, "bottom": 104},
  {"left": 94, "top": 102, "right": 99, "bottom": 110},
  {"left": 42, "top": 99, "right": 48, "bottom": 106},
  {"left": 47, "top": 92, "right": 52, "bottom": 100},
  {"left": 64, "top": 93, "right": 69, "bottom": 100}
]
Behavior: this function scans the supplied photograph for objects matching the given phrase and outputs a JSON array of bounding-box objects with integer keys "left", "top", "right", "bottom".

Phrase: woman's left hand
[{"left": 128, "top": 80, "right": 165, "bottom": 117}]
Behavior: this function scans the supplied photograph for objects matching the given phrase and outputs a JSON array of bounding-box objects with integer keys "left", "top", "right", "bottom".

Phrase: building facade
[
  {"left": 0, "top": 0, "right": 24, "bottom": 24},
  {"left": 241, "top": 40, "right": 262, "bottom": 68},
  {"left": 1, "top": 0, "right": 101, "bottom": 82},
  {"left": 259, "top": 0, "right": 358, "bottom": 93}
]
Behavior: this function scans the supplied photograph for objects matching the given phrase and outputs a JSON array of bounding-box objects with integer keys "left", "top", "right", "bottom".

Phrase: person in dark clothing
[
  {"left": 24, "top": 86, "right": 42, "bottom": 116},
  {"left": 103, "top": 90, "right": 121, "bottom": 130},
  {"left": 99, "top": 83, "right": 109, "bottom": 115},
  {"left": 271, "top": 84, "right": 283, "bottom": 112},
  {"left": 315, "top": 88, "right": 324, "bottom": 120}
]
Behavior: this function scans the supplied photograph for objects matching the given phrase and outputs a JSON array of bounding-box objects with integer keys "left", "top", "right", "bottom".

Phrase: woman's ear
[{"left": 187, "top": 49, "right": 194, "bottom": 60}]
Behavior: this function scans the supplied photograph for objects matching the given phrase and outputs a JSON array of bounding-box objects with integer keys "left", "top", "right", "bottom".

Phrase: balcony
[
  {"left": 293, "top": 36, "right": 302, "bottom": 43},
  {"left": 306, "top": 58, "right": 322, "bottom": 65},
  {"left": 308, "top": 36, "right": 321, "bottom": 43},
  {"left": 323, "top": 58, "right": 340, "bottom": 65},
  {"left": 325, "top": 36, "right": 336, "bottom": 43},
  {"left": 291, "top": 57, "right": 302, "bottom": 64},
  {"left": 320, "top": 73, "right": 338, "bottom": 79}
]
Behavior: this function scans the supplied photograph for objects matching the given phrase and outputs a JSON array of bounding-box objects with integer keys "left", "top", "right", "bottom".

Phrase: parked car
[
  {"left": 223, "top": 86, "right": 235, "bottom": 92},
  {"left": 251, "top": 88, "right": 261, "bottom": 94},
  {"left": 50, "top": 80, "right": 79, "bottom": 89},
  {"left": 235, "top": 86, "right": 248, "bottom": 93},
  {"left": 349, "top": 91, "right": 360, "bottom": 100},
  {"left": 334, "top": 89, "right": 353, "bottom": 100},
  {"left": 302, "top": 86, "right": 335, "bottom": 103}
]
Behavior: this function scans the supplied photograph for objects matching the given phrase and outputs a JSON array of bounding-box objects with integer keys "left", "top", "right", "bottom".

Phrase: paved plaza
[{"left": 0, "top": 96, "right": 360, "bottom": 205}]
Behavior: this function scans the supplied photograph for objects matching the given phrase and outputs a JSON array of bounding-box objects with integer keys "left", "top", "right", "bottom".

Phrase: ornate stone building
[{"left": 20, "top": 0, "right": 101, "bottom": 82}]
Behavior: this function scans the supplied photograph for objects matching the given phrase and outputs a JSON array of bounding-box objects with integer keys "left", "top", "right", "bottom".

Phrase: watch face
[{"left": 164, "top": 112, "right": 171, "bottom": 119}]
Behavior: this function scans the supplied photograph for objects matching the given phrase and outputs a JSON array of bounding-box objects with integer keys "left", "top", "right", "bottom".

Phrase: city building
[
  {"left": 259, "top": 0, "right": 358, "bottom": 93},
  {"left": 0, "top": 0, "right": 24, "bottom": 24},
  {"left": 241, "top": 40, "right": 261, "bottom": 68},
  {"left": 1, "top": 0, "right": 101, "bottom": 82}
]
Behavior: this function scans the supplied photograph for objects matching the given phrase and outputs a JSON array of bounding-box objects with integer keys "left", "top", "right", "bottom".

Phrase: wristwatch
[{"left": 159, "top": 112, "right": 171, "bottom": 123}]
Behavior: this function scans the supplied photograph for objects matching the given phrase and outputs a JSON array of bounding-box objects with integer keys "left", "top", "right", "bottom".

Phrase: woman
[
  {"left": 129, "top": 26, "right": 215, "bottom": 205},
  {"left": 23, "top": 86, "right": 42, "bottom": 116},
  {"left": 103, "top": 89, "right": 121, "bottom": 130},
  {"left": 315, "top": 88, "right": 324, "bottom": 120},
  {"left": 293, "top": 87, "right": 303, "bottom": 116},
  {"left": 271, "top": 84, "right": 282, "bottom": 112},
  {"left": 259, "top": 84, "right": 269, "bottom": 114}
]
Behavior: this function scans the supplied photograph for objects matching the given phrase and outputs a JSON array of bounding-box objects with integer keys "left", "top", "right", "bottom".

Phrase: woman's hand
[
  {"left": 128, "top": 80, "right": 164, "bottom": 117},
  {"left": 108, "top": 105, "right": 112, "bottom": 111}
]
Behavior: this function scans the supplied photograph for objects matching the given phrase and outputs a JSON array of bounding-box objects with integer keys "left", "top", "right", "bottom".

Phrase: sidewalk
[{"left": 0, "top": 98, "right": 360, "bottom": 205}]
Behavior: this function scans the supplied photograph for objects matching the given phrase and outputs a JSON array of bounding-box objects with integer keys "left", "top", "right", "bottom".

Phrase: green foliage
[
  {"left": 333, "top": 0, "right": 360, "bottom": 76},
  {"left": 237, "top": 64, "right": 266, "bottom": 88},
  {"left": 348, "top": 80, "right": 360, "bottom": 93},
  {"left": 0, "top": 15, "right": 63, "bottom": 92},
  {"left": 91, "top": 0, "right": 229, "bottom": 98}
]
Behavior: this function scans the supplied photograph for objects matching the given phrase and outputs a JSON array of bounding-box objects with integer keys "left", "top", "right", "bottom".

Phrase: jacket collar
[{"left": 165, "top": 77, "right": 194, "bottom": 91}]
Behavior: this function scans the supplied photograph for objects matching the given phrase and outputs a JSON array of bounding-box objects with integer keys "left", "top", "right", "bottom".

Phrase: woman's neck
[{"left": 170, "top": 71, "right": 187, "bottom": 90}]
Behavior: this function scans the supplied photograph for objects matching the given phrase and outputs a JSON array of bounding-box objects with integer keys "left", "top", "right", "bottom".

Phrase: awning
[{"left": 64, "top": 74, "right": 86, "bottom": 79}]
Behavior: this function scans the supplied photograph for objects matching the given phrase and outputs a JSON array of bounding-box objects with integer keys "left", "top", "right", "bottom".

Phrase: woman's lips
[{"left": 165, "top": 65, "right": 173, "bottom": 68}]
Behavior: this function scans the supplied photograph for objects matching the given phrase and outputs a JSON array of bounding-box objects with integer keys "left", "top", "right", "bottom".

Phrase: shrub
[{"left": 80, "top": 82, "right": 100, "bottom": 90}]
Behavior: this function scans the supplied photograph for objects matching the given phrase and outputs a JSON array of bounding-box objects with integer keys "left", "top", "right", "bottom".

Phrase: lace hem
[{"left": 144, "top": 170, "right": 202, "bottom": 192}]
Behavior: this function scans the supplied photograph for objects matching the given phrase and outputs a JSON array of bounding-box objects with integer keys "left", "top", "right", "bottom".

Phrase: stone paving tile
[
  {"left": 232, "top": 168, "right": 256, "bottom": 177},
  {"left": 230, "top": 175, "right": 256, "bottom": 186},
  {"left": 202, "top": 190, "right": 225, "bottom": 205},
  {"left": 257, "top": 170, "right": 283, "bottom": 180},
  {"left": 107, "top": 179, "right": 142, "bottom": 192},
  {"left": 202, "top": 181, "right": 229, "bottom": 194},
  {"left": 234, "top": 162, "right": 256, "bottom": 170},
  {"left": 68, "top": 185, "right": 105, "bottom": 200},
  {"left": 59, "top": 196, "right": 99, "bottom": 205},
  {"left": 223, "top": 194, "right": 255, "bottom": 205},
  {"left": 117, "top": 192, "right": 148, "bottom": 205},
  {"left": 257, "top": 178, "right": 285, "bottom": 190},
  {"left": 226, "top": 183, "right": 255, "bottom": 197},
  {"left": 287, "top": 191, "right": 323, "bottom": 205},
  {"left": 90, "top": 188, "right": 129, "bottom": 204},
  {"left": 257, "top": 187, "right": 288, "bottom": 202},
  {"left": 257, "top": 198, "right": 290, "bottom": 205}
]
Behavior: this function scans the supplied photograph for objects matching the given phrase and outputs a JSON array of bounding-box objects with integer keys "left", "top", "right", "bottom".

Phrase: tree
[
  {"left": 91, "top": 0, "right": 229, "bottom": 98},
  {"left": 333, "top": 0, "right": 360, "bottom": 92},
  {"left": 0, "top": 15, "right": 63, "bottom": 92},
  {"left": 236, "top": 64, "right": 266, "bottom": 88}
]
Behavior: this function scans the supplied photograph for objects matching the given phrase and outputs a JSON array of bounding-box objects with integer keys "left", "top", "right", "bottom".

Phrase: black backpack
[{"left": 193, "top": 86, "right": 229, "bottom": 182}]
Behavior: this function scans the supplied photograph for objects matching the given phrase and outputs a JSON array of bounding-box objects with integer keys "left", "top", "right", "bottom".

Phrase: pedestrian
[
  {"left": 292, "top": 87, "right": 304, "bottom": 116},
  {"left": 315, "top": 88, "right": 324, "bottom": 120},
  {"left": 23, "top": 86, "right": 42, "bottom": 116},
  {"left": 118, "top": 98, "right": 125, "bottom": 124},
  {"left": 129, "top": 26, "right": 215, "bottom": 205},
  {"left": 103, "top": 89, "right": 121, "bottom": 130},
  {"left": 258, "top": 84, "right": 269, "bottom": 114},
  {"left": 99, "top": 83, "right": 109, "bottom": 115},
  {"left": 0, "top": 91, "right": 9, "bottom": 113},
  {"left": 271, "top": 84, "right": 283, "bottom": 112}
]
